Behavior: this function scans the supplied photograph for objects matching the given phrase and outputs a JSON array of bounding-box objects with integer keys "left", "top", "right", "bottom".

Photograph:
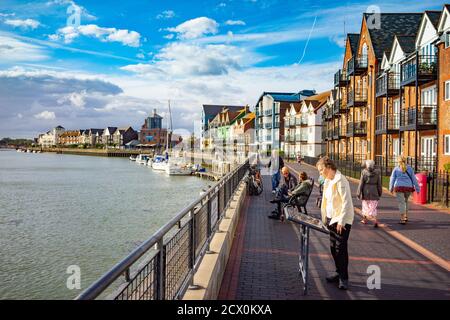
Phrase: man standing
[{"left": 268, "top": 150, "right": 285, "bottom": 194}]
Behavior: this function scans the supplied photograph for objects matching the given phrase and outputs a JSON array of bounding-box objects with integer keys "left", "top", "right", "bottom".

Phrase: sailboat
[{"left": 151, "top": 100, "right": 193, "bottom": 175}]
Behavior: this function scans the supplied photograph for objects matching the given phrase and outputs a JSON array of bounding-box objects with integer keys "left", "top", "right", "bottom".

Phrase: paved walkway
[{"left": 218, "top": 163, "right": 450, "bottom": 300}]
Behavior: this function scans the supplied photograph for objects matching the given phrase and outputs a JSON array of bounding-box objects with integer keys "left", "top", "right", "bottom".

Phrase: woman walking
[
  {"left": 316, "top": 157, "right": 354, "bottom": 290},
  {"left": 357, "top": 160, "right": 382, "bottom": 228},
  {"left": 389, "top": 156, "right": 420, "bottom": 224}
]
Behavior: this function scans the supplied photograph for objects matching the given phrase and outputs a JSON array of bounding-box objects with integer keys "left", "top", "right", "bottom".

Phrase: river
[{"left": 0, "top": 149, "right": 210, "bottom": 299}]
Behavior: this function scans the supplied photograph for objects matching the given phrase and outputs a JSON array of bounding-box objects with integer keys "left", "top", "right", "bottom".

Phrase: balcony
[
  {"left": 346, "top": 121, "right": 367, "bottom": 137},
  {"left": 399, "top": 105, "right": 437, "bottom": 131},
  {"left": 347, "top": 55, "right": 368, "bottom": 76},
  {"left": 401, "top": 54, "right": 437, "bottom": 87},
  {"left": 334, "top": 69, "right": 349, "bottom": 87},
  {"left": 325, "top": 108, "right": 333, "bottom": 120},
  {"left": 375, "top": 114, "right": 400, "bottom": 135},
  {"left": 264, "top": 123, "right": 272, "bottom": 129},
  {"left": 301, "top": 116, "right": 308, "bottom": 126},
  {"left": 300, "top": 132, "right": 308, "bottom": 143},
  {"left": 376, "top": 72, "right": 400, "bottom": 98},
  {"left": 264, "top": 109, "right": 273, "bottom": 116},
  {"left": 289, "top": 118, "right": 296, "bottom": 127},
  {"left": 284, "top": 120, "right": 289, "bottom": 128},
  {"left": 347, "top": 88, "right": 367, "bottom": 107}
]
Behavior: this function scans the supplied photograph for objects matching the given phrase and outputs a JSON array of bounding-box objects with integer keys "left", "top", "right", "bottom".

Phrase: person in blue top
[{"left": 389, "top": 156, "right": 421, "bottom": 225}]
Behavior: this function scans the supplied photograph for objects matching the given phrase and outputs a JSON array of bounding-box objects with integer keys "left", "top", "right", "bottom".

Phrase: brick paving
[{"left": 218, "top": 164, "right": 450, "bottom": 300}]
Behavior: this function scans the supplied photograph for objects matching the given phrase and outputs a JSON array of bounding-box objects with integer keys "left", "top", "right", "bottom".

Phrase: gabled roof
[
  {"left": 425, "top": 10, "right": 442, "bottom": 29},
  {"left": 304, "top": 90, "right": 330, "bottom": 112},
  {"left": 202, "top": 105, "right": 244, "bottom": 118},
  {"left": 55, "top": 125, "right": 65, "bottom": 130},
  {"left": 396, "top": 35, "right": 416, "bottom": 55},
  {"left": 348, "top": 33, "right": 360, "bottom": 55},
  {"left": 438, "top": 5, "right": 450, "bottom": 32},
  {"left": 105, "top": 127, "right": 117, "bottom": 135},
  {"left": 362, "top": 13, "right": 423, "bottom": 60}
]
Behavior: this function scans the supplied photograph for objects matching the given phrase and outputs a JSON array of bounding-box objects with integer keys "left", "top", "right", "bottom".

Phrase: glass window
[
  {"left": 446, "top": 32, "right": 450, "bottom": 49},
  {"left": 445, "top": 135, "right": 450, "bottom": 155},
  {"left": 446, "top": 81, "right": 450, "bottom": 101}
]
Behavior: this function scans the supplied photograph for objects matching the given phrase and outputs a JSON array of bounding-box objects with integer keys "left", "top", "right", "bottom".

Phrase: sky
[{"left": 0, "top": 0, "right": 445, "bottom": 138}]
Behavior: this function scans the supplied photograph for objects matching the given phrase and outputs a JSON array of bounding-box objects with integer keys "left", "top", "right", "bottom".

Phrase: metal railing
[
  {"left": 400, "top": 105, "right": 437, "bottom": 127},
  {"left": 264, "top": 109, "right": 273, "bottom": 116},
  {"left": 76, "top": 161, "right": 249, "bottom": 300},
  {"left": 401, "top": 54, "right": 437, "bottom": 84},
  {"left": 347, "top": 88, "right": 368, "bottom": 106},
  {"left": 347, "top": 121, "right": 367, "bottom": 135},
  {"left": 347, "top": 55, "right": 368, "bottom": 75},
  {"left": 375, "top": 114, "right": 400, "bottom": 132},
  {"left": 376, "top": 72, "right": 400, "bottom": 96},
  {"left": 334, "top": 69, "right": 348, "bottom": 86}
]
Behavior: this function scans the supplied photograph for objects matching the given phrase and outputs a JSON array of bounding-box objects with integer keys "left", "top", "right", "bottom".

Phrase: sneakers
[
  {"left": 338, "top": 278, "right": 349, "bottom": 290},
  {"left": 267, "top": 214, "right": 280, "bottom": 220},
  {"left": 325, "top": 273, "right": 340, "bottom": 283},
  {"left": 272, "top": 190, "right": 276, "bottom": 194}
]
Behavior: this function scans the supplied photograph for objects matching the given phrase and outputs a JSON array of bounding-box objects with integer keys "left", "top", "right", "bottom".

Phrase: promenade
[{"left": 218, "top": 162, "right": 450, "bottom": 300}]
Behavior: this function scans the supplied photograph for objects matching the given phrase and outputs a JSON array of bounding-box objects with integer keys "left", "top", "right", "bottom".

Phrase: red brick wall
[{"left": 438, "top": 42, "right": 450, "bottom": 171}]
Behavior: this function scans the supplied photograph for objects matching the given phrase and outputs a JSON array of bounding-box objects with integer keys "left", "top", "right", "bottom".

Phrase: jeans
[
  {"left": 395, "top": 192, "right": 411, "bottom": 215},
  {"left": 327, "top": 220, "right": 352, "bottom": 280},
  {"left": 271, "top": 171, "right": 280, "bottom": 191}
]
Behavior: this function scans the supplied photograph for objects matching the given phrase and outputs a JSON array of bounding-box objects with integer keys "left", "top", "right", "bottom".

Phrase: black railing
[
  {"left": 347, "top": 55, "right": 368, "bottom": 75},
  {"left": 334, "top": 69, "right": 348, "bottom": 86},
  {"left": 376, "top": 72, "right": 400, "bottom": 96},
  {"left": 375, "top": 114, "right": 400, "bottom": 132},
  {"left": 401, "top": 54, "right": 437, "bottom": 85},
  {"left": 400, "top": 105, "right": 437, "bottom": 128},
  {"left": 347, "top": 88, "right": 367, "bottom": 106},
  {"left": 76, "top": 161, "right": 249, "bottom": 300},
  {"left": 347, "top": 121, "right": 367, "bottom": 136}
]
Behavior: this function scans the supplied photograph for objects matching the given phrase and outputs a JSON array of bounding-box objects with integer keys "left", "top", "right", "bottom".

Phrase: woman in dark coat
[{"left": 357, "top": 160, "right": 382, "bottom": 228}]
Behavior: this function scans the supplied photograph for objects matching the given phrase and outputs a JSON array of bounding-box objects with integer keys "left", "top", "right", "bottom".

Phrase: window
[
  {"left": 445, "top": 81, "right": 450, "bottom": 101},
  {"left": 445, "top": 135, "right": 450, "bottom": 155},
  {"left": 446, "top": 32, "right": 450, "bottom": 49}
]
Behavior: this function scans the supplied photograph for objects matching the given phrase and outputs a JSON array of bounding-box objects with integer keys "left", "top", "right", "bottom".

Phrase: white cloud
[
  {"left": 34, "top": 111, "right": 56, "bottom": 120},
  {"left": 50, "top": 24, "right": 141, "bottom": 47},
  {"left": 0, "top": 35, "right": 49, "bottom": 62},
  {"left": 57, "top": 90, "right": 87, "bottom": 109},
  {"left": 218, "top": 3, "right": 226, "bottom": 7},
  {"left": 164, "top": 34, "right": 174, "bottom": 40},
  {"left": 156, "top": 10, "right": 175, "bottom": 19},
  {"left": 45, "top": 0, "right": 97, "bottom": 21},
  {"left": 0, "top": 13, "right": 15, "bottom": 18},
  {"left": 136, "top": 53, "right": 145, "bottom": 59},
  {"left": 225, "top": 20, "right": 246, "bottom": 26},
  {"left": 4, "top": 18, "right": 41, "bottom": 29},
  {"left": 167, "top": 17, "right": 219, "bottom": 40}
]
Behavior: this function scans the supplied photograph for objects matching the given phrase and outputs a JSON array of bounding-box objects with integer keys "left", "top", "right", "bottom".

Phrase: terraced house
[
  {"left": 284, "top": 91, "right": 329, "bottom": 160},
  {"left": 328, "top": 6, "right": 450, "bottom": 174},
  {"left": 255, "top": 90, "right": 315, "bottom": 156}
]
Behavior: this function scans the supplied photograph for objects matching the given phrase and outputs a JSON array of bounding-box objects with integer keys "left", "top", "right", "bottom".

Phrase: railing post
[{"left": 157, "top": 238, "right": 165, "bottom": 300}]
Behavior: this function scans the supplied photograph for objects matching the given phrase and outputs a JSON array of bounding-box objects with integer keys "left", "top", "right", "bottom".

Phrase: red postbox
[{"left": 413, "top": 173, "right": 427, "bottom": 205}]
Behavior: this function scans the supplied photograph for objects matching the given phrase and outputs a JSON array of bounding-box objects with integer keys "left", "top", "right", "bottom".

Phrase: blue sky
[{"left": 0, "top": 0, "right": 445, "bottom": 138}]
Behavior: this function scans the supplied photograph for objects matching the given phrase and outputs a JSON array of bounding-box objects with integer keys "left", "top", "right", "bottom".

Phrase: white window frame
[
  {"left": 445, "top": 135, "right": 450, "bottom": 155},
  {"left": 445, "top": 81, "right": 450, "bottom": 101}
]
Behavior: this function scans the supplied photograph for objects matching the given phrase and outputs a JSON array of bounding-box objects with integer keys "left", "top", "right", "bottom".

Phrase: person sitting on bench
[
  {"left": 269, "top": 166, "right": 298, "bottom": 220},
  {"left": 288, "top": 171, "right": 313, "bottom": 212}
]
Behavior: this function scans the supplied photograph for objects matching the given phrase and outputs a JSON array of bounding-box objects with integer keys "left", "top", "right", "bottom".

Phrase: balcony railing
[
  {"left": 375, "top": 114, "right": 400, "bottom": 133},
  {"left": 376, "top": 72, "right": 400, "bottom": 97},
  {"left": 400, "top": 105, "right": 437, "bottom": 129},
  {"left": 264, "top": 109, "right": 273, "bottom": 116},
  {"left": 347, "top": 121, "right": 367, "bottom": 136},
  {"left": 284, "top": 120, "right": 289, "bottom": 128},
  {"left": 401, "top": 54, "right": 437, "bottom": 86},
  {"left": 347, "top": 88, "right": 368, "bottom": 106},
  {"left": 334, "top": 69, "right": 349, "bottom": 87},
  {"left": 289, "top": 118, "right": 296, "bottom": 127},
  {"left": 347, "top": 55, "right": 368, "bottom": 75},
  {"left": 264, "top": 123, "right": 272, "bottom": 129}
]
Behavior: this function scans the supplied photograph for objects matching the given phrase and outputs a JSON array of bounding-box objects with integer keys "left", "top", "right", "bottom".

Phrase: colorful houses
[{"left": 139, "top": 109, "right": 167, "bottom": 148}]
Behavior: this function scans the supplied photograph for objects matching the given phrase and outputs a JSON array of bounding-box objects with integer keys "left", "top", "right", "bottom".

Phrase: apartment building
[
  {"left": 284, "top": 91, "right": 329, "bottom": 159},
  {"left": 437, "top": 5, "right": 450, "bottom": 171},
  {"left": 255, "top": 90, "right": 315, "bottom": 156}
]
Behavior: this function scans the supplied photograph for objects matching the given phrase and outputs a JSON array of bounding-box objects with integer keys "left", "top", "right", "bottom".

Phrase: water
[{"left": 0, "top": 149, "right": 210, "bottom": 299}]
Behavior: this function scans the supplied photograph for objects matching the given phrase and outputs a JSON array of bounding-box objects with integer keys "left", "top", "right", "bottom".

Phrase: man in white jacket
[{"left": 317, "top": 157, "right": 354, "bottom": 290}]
